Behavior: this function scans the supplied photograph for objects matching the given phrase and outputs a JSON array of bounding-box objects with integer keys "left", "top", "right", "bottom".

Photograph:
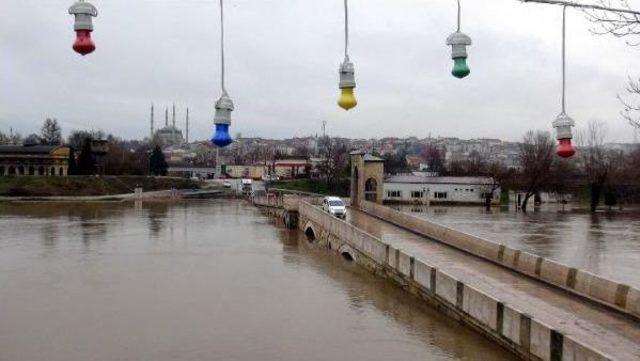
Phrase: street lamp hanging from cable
[
  {"left": 212, "top": 0, "right": 234, "bottom": 148},
  {"left": 446, "top": 0, "right": 472, "bottom": 79},
  {"left": 553, "top": 6, "right": 576, "bottom": 158},
  {"left": 337, "top": 0, "right": 357, "bottom": 111},
  {"left": 68, "top": 0, "right": 98, "bottom": 56}
]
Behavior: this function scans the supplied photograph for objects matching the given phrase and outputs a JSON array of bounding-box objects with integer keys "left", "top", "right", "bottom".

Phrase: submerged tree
[
  {"left": 517, "top": 130, "right": 554, "bottom": 212},
  {"left": 577, "top": 121, "right": 626, "bottom": 211}
]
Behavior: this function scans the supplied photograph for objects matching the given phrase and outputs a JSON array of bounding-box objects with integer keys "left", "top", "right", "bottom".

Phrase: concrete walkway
[{"left": 346, "top": 208, "right": 640, "bottom": 360}]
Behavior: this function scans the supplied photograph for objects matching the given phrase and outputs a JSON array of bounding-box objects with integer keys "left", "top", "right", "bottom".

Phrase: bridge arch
[
  {"left": 303, "top": 222, "right": 317, "bottom": 243},
  {"left": 338, "top": 244, "right": 357, "bottom": 262},
  {"left": 365, "top": 178, "right": 378, "bottom": 202}
]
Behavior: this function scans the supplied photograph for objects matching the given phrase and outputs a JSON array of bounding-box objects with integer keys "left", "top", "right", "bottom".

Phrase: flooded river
[
  {"left": 0, "top": 200, "right": 512, "bottom": 361},
  {"left": 398, "top": 205, "right": 640, "bottom": 289}
]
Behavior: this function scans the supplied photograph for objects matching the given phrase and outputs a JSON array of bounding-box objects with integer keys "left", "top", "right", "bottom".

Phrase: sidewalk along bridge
[{"left": 252, "top": 152, "right": 640, "bottom": 361}]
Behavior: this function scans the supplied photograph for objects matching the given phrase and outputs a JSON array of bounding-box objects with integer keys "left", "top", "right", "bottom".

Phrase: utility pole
[
  {"left": 322, "top": 120, "right": 327, "bottom": 138},
  {"left": 150, "top": 103, "right": 154, "bottom": 140}
]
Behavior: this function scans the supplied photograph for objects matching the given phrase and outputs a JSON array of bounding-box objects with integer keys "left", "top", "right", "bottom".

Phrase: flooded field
[
  {"left": 0, "top": 200, "right": 512, "bottom": 361},
  {"left": 398, "top": 205, "right": 640, "bottom": 288}
]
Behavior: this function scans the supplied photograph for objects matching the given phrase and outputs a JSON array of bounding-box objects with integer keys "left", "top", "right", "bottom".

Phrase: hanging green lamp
[{"left": 446, "top": 0, "right": 472, "bottom": 79}]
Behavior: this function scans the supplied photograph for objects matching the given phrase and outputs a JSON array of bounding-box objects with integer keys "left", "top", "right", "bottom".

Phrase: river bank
[{"left": 0, "top": 176, "right": 200, "bottom": 198}]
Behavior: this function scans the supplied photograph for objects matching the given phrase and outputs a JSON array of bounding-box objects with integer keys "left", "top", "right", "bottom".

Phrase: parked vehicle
[
  {"left": 241, "top": 179, "right": 253, "bottom": 195},
  {"left": 223, "top": 181, "right": 232, "bottom": 188},
  {"left": 322, "top": 196, "right": 347, "bottom": 219}
]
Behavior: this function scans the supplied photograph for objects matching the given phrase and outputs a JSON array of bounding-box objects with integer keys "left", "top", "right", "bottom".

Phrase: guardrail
[
  {"left": 358, "top": 200, "right": 640, "bottom": 321},
  {"left": 299, "top": 201, "right": 614, "bottom": 360}
]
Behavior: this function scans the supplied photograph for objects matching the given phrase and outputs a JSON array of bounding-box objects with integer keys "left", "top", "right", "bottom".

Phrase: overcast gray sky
[{"left": 1, "top": 0, "right": 638, "bottom": 142}]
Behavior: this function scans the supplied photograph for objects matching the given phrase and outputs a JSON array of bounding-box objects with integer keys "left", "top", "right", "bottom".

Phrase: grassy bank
[
  {"left": 271, "top": 178, "right": 349, "bottom": 197},
  {"left": 0, "top": 176, "right": 200, "bottom": 197}
]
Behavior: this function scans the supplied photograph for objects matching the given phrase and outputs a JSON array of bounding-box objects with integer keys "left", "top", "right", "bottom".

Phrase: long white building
[{"left": 383, "top": 175, "right": 499, "bottom": 204}]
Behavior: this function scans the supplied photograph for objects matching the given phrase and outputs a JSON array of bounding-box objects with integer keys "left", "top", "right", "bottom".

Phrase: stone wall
[
  {"left": 298, "top": 201, "right": 614, "bottom": 361},
  {"left": 358, "top": 200, "right": 640, "bottom": 321}
]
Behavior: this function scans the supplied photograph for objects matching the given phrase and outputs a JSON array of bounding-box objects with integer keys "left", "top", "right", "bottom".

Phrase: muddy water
[
  {"left": 398, "top": 205, "right": 640, "bottom": 289},
  {"left": 0, "top": 200, "right": 512, "bottom": 361}
]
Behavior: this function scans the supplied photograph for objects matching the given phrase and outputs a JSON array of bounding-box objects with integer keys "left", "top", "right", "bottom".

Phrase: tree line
[{"left": 1, "top": 119, "right": 168, "bottom": 176}]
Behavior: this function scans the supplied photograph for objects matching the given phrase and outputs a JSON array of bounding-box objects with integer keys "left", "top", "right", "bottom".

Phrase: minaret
[
  {"left": 172, "top": 103, "right": 176, "bottom": 128},
  {"left": 186, "top": 107, "right": 190, "bottom": 144},
  {"left": 172, "top": 103, "right": 176, "bottom": 143},
  {"left": 165, "top": 107, "right": 168, "bottom": 127},
  {"left": 150, "top": 103, "right": 154, "bottom": 140}
]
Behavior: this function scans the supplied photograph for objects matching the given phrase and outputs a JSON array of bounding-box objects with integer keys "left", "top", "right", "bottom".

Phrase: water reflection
[
  {"left": 0, "top": 200, "right": 512, "bottom": 361},
  {"left": 400, "top": 205, "right": 640, "bottom": 288},
  {"left": 279, "top": 226, "right": 512, "bottom": 360},
  {"left": 146, "top": 202, "right": 169, "bottom": 237}
]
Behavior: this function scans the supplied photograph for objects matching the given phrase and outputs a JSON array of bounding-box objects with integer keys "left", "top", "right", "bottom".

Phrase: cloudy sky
[{"left": 1, "top": 0, "right": 639, "bottom": 142}]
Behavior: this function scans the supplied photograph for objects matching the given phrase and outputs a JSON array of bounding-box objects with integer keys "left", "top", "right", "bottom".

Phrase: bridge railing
[
  {"left": 358, "top": 200, "right": 640, "bottom": 321},
  {"left": 298, "top": 201, "right": 615, "bottom": 360}
]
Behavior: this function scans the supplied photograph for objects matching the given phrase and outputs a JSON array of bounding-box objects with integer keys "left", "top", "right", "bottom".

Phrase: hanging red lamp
[
  {"left": 68, "top": 0, "right": 98, "bottom": 56},
  {"left": 553, "top": 6, "right": 576, "bottom": 159}
]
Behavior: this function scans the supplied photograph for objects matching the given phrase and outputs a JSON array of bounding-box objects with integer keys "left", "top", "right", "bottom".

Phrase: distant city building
[
  {"left": 152, "top": 104, "right": 187, "bottom": 147},
  {"left": 383, "top": 175, "right": 499, "bottom": 204},
  {"left": 0, "top": 144, "right": 71, "bottom": 176},
  {"left": 225, "top": 165, "right": 267, "bottom": 179},
  {"left": 273, "top": 158, "right": 310, "bottom": 179}
]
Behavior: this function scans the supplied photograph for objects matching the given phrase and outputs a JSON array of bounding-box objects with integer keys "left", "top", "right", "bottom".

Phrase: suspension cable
[
  {"left": 562, "top": 5, "right": 567, "bottom": 114},
  {"left": 344, "top": 0, "right": 349, "bottom": 60},
  {"left": 220, "top": 0, "right": 226, "bottom": 94},
  {"left": 457, "top": 0, "right": 461, "bottom": 32}
]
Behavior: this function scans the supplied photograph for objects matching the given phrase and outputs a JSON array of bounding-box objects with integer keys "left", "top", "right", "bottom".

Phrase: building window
[
  {"left": 434, "top": 192, "right": 448, "bottom": 199},
  {"left": 387, "top": 190, "right": 402, "bottom": 198},
  {"left": 0, "top": 166, "right": 4, "bottom": 176},
  {"left": 411, "top": 191, "right": 424, "bottom": 199},
  {"left": 28, "top": 166, "right": 35, "bottom": 175}
]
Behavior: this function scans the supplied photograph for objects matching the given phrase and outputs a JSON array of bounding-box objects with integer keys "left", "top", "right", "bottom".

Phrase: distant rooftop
[
  {"left": 385, "top": 175, "right": 495, "bottom": 185},
  {"left": 0, "top": 144, "right": 63, "bottom": 155}
]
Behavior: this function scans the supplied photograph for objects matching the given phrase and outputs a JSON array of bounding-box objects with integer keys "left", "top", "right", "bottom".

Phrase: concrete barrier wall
[
  {"left": 297, "top": 202, "right": 614, "bottom": 361},
  {"left": 358, "top": 200, "right": 640, "bottom": 320}
]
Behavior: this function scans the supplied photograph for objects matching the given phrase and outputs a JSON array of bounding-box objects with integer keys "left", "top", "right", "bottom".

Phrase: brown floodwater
[
  {"left": 397, "top": 204, "right": 640, "bottom": 289},
  {"left": 0, "top": 200, "right": 513, "bottom": 361}
]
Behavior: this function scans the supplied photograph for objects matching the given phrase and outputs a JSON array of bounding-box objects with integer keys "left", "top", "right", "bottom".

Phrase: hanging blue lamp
[{"left": 211, "top": 0, "right": 234, "bottom": 147}]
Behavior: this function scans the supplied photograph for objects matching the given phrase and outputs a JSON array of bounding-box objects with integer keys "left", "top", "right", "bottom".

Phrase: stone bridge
[{"left": 251, "top": 152, "right": 640, "bottom": 360}]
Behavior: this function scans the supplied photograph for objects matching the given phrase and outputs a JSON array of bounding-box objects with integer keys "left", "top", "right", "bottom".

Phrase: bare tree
[
  {"left": 420, "top": 144, "right": 446, "bottom": 174},
  {"left": 584, "top": 1, "right": 640, "bottom": 133},
  {"left": 484, "top": 161, "right": 516, "bottom": 210},
  {"left": 619, "top": 76, "right": 640, "bottom": 132},
  {"left": 40, "top": 118, "right": 62, "bottom": 145},
  {"left": 517, "top": 130, "right": 555, "bottom": 212},
  {"left": 576, "top": 121, "right": 625, "bottom": 211},
  {"left": 68, "top": 130, "right": 105, "bottom": 150},
  {"left": 585, "top": 0, "right": 640, "bottom": 45},
  {"left": 318, "top": 136, "right": 349, "bottom": 188}
]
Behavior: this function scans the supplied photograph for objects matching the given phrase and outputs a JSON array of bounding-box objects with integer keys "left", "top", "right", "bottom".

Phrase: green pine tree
[
  {"left": 77, "top": 138, "right": 95, "bottom": 175},
  {"left": 149, "top": 145, "right": 168, "bottom": 176}
]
